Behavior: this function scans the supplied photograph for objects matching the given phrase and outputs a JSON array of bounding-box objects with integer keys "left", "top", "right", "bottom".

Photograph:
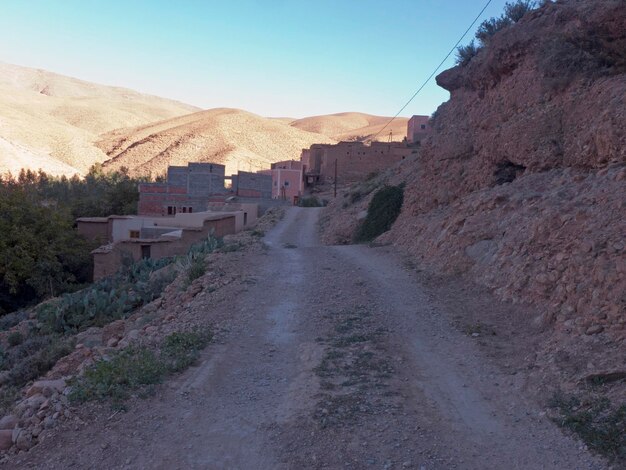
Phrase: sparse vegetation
[
  {"left": 177, "top": 235, "right": 220, "bottom": 288},
  {"left": 298, "top": 196, "right": 325, "bottom": 207},
  {"left": 7, "top": 331, "right": 23, "bottom": 347},
  {"left": 455, "top": 40, "right": 480, "bottom": 66},
  {"left": 35, "top": 257, "right": 175, "bottom": 335},
  {"left": 549, "top": 391, "right": 626, "bottom": 461},
  {"left": 455, "top": 1, "right": 539, "bottom": 66},
  {"left": 69, "top": 330, "right": 212, "bottom": 407},
  {"left": 354, "top": 184, "right": 405, "bottom": 243},
  {"left": 1, "top": 335, "right": 75, "bottom": 388}
]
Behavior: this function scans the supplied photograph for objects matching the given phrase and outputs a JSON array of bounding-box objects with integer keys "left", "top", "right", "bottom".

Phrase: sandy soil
[{"left": 5, "top": 208, "right": 607, "bottom": 469}]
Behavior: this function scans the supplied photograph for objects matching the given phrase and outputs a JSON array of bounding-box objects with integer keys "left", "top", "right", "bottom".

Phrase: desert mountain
[
  {"left": 290, "top": 112, "right": 408, "bottom": 142},
  {"left": 0, "top": 62, "right": 199, "bottom": 176},
  {"left": 99, "top": 108, "right": 336, "bottom": 177}
]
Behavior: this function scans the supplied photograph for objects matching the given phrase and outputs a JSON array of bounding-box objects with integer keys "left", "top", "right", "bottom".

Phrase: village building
[
  {"left": 300, "top": 141, "right": 415, "bottom": 184},
  {"left": 407, "top": 115, "right": 431, "bottom": 144},
  {"left": 138, "top": 163, "right": 272, "bottom": 216},
  {"left": 256, "top": 160, "right": 304, "bottom": 204},
  {"left": 78, "top": 203, "right": 258, "bottom": 280}
]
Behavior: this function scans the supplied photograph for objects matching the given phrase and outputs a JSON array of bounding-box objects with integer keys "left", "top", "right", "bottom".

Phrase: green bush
[
  {"left": 4, "top": 336, "right": 74, "bottom": 387},
  {"left": 70, "top": 330, "right": 211, "bottom": 405},
  {"left": 7, "top": 331, "right": 23, "bottom": 347},
  {"left": 354, "top": 185, "right": 404, "bottom": 243},
  {"left": 550, "top": 392, "right": 626, "bottom": 461},
  {"left": 36, "top": 257, "right": 174, "bottom": 334},
  {"left": 69, "top": 346, "right": 164, "bottom": 404},
  {"left": 456, "top": 40, "right": 480, "bottom": 66},
  {"left": 161, "top": 330, "right": 212, "bottom": 372},
  {"left": 298, "top": 196, "right": 324, "bottom": 207}
]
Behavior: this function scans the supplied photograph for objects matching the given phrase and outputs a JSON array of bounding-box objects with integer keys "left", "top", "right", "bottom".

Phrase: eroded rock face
[
  {"left": 323, "top": 1, "right": 625, "bottom": 352},
  {"left": 386, "top": 0, "right": 625, "bottom": 345},
  {"left": 422, "top": 1, "right": 625, "bottom": 210}
]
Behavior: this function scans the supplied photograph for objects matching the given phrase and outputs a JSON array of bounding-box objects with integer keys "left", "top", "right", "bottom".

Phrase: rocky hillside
[
  {"left": 323, "top": 1, "right": 625, "bottom": 373},
  {"left": 0, "top": 62, "right": 199, "bottom": 176}
]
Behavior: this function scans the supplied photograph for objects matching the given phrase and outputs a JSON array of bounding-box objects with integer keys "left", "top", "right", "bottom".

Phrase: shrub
[
  {"left": 36, "top": 256, "right": 174, "bottom": 334},
  {"left": 161, "top": 330, "right": 212, "bottom": 372},
  {"left": 0, "top": 310, "right": 28, "bottom": 332},
  {"left": 70, "top": 330, "right": 211, "bottom": 405},
  {"left": 504, "top": 0, "right": 537, "bottom": 22},
  {"left": 69, "top": 346, "right": 164, "bottom": 405},
  {"left": 298, "top": 196, "right": 324, "bottom": 207},
  {"left": 7, "top": 331, "right": 23, "bottom": 347},
  {"left": 550, "top": 392, "right": 626, "bottom": 461},
  {"left": 354, "top": 185, "right": 405, "bottom": 243},
  {"left": 5, "top": 336, "right": 74, "bottom": 387},
  {"left": 455, "top": 40, "right": 480, "bottom": 66},
  {"left": 475, "top": 16, "right": 511, "bottom": 46}
]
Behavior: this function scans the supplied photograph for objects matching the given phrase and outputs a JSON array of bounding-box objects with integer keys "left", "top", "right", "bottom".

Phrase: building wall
[
  {"left": 233, "top": 171, "right": 272, "bottom": 199},
  {"left": 271, "top": 168, "right": 303, "bottom": 201},
  {"left": 315, "top": 141, "right": 411, "bottom": 182},
  {"left": 407, "top": 115, "right": 431, "bottom": 143},
  {"left": 76, "top": 219, "right": 109, "bottom": 243},
  {"left": 93, "top": 215, "right": 236, "bottom": 280}
]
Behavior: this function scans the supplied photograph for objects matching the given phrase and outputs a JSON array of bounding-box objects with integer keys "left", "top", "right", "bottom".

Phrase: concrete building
[
  {"left": 230, "top": 171, "right": 272, "bottom": 199},
  {"left": 407, "top": 115, "right": 431, "bottom": 144},
  {"left": 138, "top": 163, "right": 272, "bottom": 216}
]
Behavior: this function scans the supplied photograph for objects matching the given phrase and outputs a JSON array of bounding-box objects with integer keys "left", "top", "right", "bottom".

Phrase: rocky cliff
[{"left": 323, "top": 0, "right": 625, "bottom": 366}]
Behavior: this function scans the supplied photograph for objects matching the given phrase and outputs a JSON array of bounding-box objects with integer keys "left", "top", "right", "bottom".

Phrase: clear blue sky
[{"left": 0, "top": 0, "right": 510, "bottom": 118}]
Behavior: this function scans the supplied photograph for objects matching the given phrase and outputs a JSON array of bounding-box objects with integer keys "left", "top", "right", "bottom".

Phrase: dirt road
[{"left": 8, "top": 207, "right": 606, "bottom": 469}]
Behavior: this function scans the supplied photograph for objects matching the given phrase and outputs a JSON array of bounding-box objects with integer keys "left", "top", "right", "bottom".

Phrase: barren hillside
[
  {"left": 0, "top": 62, "right": 199, "bottom": 176},
  {"left": 290, "top": 112, "right": 408, "bottom": 142},
  {"left": 322, "top": 0, "right": 625, "bottom": 392},
  {"left": 99, "top": 108, "right": 336, "bottom": 177}
]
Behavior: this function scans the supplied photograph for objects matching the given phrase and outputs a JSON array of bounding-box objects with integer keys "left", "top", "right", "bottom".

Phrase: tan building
[
  {"left": 301, "top": 141, "right": 414, "bottom": 184},
  {"left": 78, "top": 204, "right": 258, "bottom": 280},
  {"left": 407, "top": 115, "right": 431, "bottom": 144}
]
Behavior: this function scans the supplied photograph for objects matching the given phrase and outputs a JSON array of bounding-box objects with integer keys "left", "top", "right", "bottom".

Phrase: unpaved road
[{"left": 8, "top": 207, "right": 606, "bottom": 469}]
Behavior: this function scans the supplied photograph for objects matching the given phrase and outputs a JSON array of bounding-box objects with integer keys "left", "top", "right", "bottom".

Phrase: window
[
  {"left": 167, "top": 206, "right": 173, "bottom": 215},
  {"left": 284, "top": 181, "right": 290, "bottom": 187},
  {"left": 420, "top": 124, "right": 426, "bottom": 130},
  {"left": 188, "top": 207, "right": 193, "bottom": 213},
  {"left": 129, "top": 230, "right": 140, "bottom": 239}
]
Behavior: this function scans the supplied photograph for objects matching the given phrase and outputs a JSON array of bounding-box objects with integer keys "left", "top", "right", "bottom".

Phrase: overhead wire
[{"left": 367, "top": 0, "right": 493, "bottom": 143}]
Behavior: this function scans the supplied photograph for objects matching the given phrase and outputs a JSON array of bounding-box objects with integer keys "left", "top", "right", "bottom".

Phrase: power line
[{"left": 368, "top": 0, "right": 493, "bottom": 143}]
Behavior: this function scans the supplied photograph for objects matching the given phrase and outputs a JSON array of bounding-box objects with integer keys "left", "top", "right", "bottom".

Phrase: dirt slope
[
  {"left": 4, "top": 208, "right": 606, "bottom": 469},
  {"left": 0, "top": 62, "right": 199, "bottom": 176},
  {"left": 322, "top": 0, "right": 625, "bottom": 393},
  {"left": 290, "top": 112, "right": 408, "bottom": 142},
  {"left": 99, "top": 108, "right": 336, "bottom": 177}
]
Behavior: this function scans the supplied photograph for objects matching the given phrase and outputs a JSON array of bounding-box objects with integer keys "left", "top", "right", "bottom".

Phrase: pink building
[
  {"left": 407, "top": 115, "right": 431, "bottom": 144},
  {"left": 257, "top": 160, "right": 304, "bottom": 203}
]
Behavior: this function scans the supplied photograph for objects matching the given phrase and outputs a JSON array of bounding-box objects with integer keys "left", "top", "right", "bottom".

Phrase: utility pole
[{"left": 334, "top": 158, "right": 337, "bottom": 198}]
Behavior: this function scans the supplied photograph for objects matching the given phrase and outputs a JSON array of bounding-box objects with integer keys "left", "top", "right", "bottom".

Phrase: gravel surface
[{"left": 5, "top": 207, "right": 607, "bottom": 469}]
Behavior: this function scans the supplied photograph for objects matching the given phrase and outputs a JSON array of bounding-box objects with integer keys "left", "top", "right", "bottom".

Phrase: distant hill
[
  {"left": 99, "top": 108, "right": 336, "bottom": 177},
  {"left": 290, "top": 112, "right": 408, "bottom": 142},
  {"left": 0, "top": 62, "right": 199, "bottom": 176},
  {"left": 0, "top": 63, "right": 411, "bottom": 178}
]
